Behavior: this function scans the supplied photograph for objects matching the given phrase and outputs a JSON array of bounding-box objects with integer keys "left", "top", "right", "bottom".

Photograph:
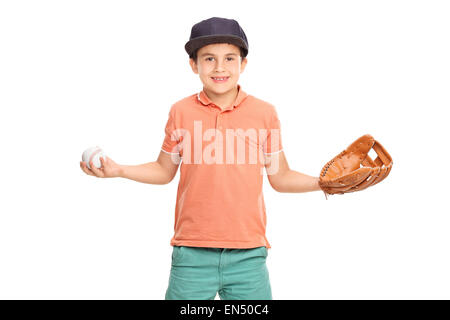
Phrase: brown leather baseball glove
[{"left": 319, "top": 134, "right": 393, "bottom": 198}]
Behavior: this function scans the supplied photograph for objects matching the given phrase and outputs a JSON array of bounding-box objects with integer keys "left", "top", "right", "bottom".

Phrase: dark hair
[{"left": 190, "top": 45, "right": 246, "bottom": 63}]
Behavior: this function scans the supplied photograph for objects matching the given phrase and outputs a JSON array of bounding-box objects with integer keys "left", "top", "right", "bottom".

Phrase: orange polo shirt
[{"left": 161, "top": 84, "right": 283, "bottom": 249}]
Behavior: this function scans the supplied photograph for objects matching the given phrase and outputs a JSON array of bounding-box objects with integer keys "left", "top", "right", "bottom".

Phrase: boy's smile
[
  {"left": 189, "top": 43, "right": 247, "bottom": 109},
  {"left": 211, "top": 76, "right": 230, "bottom": 83}
]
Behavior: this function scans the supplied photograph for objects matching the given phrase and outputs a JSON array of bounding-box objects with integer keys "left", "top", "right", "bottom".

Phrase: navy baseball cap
[{"left": 185, "top": 17, "right": 249, "bottom": 58}]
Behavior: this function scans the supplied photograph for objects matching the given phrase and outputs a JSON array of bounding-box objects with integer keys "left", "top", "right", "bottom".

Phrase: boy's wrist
[
  {"left": 117, "top": 164, "right": 126, "bottom": 178},
  {"left": 314, "top": 177, "right": 321, "bottom": 191}
]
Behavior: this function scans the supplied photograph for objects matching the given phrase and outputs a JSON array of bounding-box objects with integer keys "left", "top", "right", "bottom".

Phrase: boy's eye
[{"left": 205, "top": 57, "right": 235, "bottom": 61}]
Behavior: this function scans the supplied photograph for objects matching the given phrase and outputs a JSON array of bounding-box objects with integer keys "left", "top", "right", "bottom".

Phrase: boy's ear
[
  {"left": 189, "top": 58, "right": 199, "bottom": 74},
  {"left": 240, "top": 57, "right": 248, "bottom": 73}
]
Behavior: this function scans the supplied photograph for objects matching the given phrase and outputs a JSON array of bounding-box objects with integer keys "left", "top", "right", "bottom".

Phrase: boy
[{"left": 80, "top": 17, "right": 321, "bottom": 300}]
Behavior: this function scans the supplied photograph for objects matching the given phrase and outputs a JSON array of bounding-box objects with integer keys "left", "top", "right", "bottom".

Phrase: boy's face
[{"left": 189, "top": 43, "right": 247, "bottom": 94}]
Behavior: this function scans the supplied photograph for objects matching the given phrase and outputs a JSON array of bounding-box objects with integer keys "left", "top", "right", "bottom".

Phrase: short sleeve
[
  {"left": 263, "top": 106, "right": 283, "bottom": 155},
  {"left": 161, "top": 107, "right": 180, "bottom": 155}
]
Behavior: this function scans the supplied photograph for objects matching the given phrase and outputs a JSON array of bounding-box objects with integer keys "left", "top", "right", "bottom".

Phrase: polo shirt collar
[{"left": 197, "top": 84, "right": 248, "bottom": 110}]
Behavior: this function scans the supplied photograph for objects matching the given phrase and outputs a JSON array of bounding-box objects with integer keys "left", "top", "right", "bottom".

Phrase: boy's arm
[
  {"left": 265, "top": 151, "right": 320, "bottom": 193},
  {"left": 119, "top": 151, "right": 180, "bottom": 185}
]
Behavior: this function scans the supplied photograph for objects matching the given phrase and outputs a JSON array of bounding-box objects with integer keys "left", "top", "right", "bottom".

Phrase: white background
[{"left": 1, "top": 0, "right": 449, "bottom": 299}]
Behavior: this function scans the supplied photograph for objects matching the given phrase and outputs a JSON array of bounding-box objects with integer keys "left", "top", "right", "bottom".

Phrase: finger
[
  {"left": 348, "top": 167, "right": 382, "bottom": 192},
  {"left": 335, "top": 161, "right": 392, "bottom": 193},
  {"left": 100, "top": 156, "right": 107, "bottom": 168},
  {"left": 321, "top": 167, "right": 372, "bottom": 188},
  {"left": 80, "top": 161, "right": 95, "bottom": 176},
  {"left": 345, "top": 134, "right": 374, "bottom": 156},
  {"left": 320, "top": 168, "right": 372, "bottom": 194},
  {"left": 99, "top": 157, "right": 108, "bottom": 176},
  {"left": 361, "top": 155, "right": 376, "bottom": 167},
  {"left": 372, "top": 140, "right": 392, "bottom": 166},
  {"left": 371, "top": 162, "right": 393, "bottom": 186},
  {"left": 89, "top": 160, "right": 105, "bottom": 178}
]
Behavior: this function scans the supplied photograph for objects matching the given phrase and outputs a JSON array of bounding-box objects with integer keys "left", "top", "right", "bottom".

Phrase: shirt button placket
[{"left": 217, "top": 112, "right": 223, "bottom": 130}]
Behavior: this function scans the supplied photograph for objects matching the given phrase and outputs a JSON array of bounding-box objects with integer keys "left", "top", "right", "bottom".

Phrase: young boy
[{"left": 80, "top": 17, "right": 321, "bottom": 300}]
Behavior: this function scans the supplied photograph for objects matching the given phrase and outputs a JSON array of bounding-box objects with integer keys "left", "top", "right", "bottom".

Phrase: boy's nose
[{"left": 214, "top": 61, "right": 226, "bottom": 71}]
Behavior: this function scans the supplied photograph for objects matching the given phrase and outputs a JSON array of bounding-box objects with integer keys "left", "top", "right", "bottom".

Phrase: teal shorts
[{"left": 165, "top": 246, "right": 272, "bottom": 300}]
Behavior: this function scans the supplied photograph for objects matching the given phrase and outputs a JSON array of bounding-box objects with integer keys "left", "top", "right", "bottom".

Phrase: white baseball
[{"left": 82, "top": 146, "right": 106, "bottom": 169}]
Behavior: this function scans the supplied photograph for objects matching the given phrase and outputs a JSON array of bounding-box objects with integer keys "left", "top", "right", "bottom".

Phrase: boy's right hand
[{"left": 80, "top": 156, "right": 123, "bottom": 178}]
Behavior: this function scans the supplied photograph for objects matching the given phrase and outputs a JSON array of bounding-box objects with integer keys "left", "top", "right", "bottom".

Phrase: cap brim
[{"left": 185, "top": 35, "right": 248, "bottom": 57}]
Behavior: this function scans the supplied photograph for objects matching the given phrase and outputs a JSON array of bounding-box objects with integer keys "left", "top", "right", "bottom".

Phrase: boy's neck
[{"left": 202, "top": 85, "right": 239, "bottom": 110}]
